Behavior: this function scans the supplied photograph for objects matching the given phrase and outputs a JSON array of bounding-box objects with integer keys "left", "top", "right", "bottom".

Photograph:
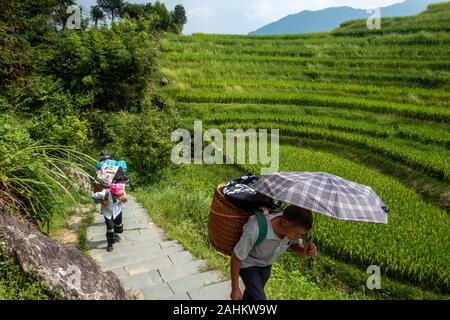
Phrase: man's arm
[
  {"left": 230, "top": 219, "right": 259, "bottom": 300},
  {"left": 92, "top": 189, "right": 108, "bottom": 205},
  {"left": 230, "top": 252, "right": 243, "bottom": 300}
]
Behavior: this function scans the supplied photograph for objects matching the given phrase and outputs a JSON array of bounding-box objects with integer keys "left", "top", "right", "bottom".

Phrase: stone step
[
  {"left": 86, "top": 232, "right": 165, "bottom": 245},
  {"left": 188, "top": 280, "right": 231, "bottom": 300},
  {"left": 108, "top": 266, "right": 128, "bottom": 279},
  {"left": 91, "top": 239, "right": 182, "bottom": 262},
  {"left": 124, "top": 255, "right": 173, "bottom": 276},
  {"left": 92, "top": 238, "right": 163, "bottom": 257},
  {"left": 102, "top": 246, "right": 183, "bottom": 269},
  {"left": 85, "top": 238, "right": 134, "bottom": 250},
  {"left": 120, "top": 269, "right": 163, "bottom": 290},
  {"left": 123, "top": 229, "right": 167, "bottom": 242},
  {"left": 163, "top": 293, "right": 191, "bottom": 300},
  {"left": 167, "top": 271, "right": 223, "bottom": 295},
  {"left": 122, "top": 224, "right": 150, "bottom": 230},
  {"left": 159, "top": 260, "right": 207, "bottom": 282},
  {"left": 131, "top": 241, "right": 178, "bottom": 253},
  {"left": 87, "top": 195, "right": 230, "bottom": 300},
  {"left": 160, "top": 240, "right": 183, "bottom": 249},
  {"left": 168, "top": 250, "right": 196, "bottom": 265},
  {"left": 141, "top": 283, "right": 175, "bottom": 300},
  {"left": 123, "top": 206, "right": 146, "bottom": 214},
  {"left": 90, "top": 246, "right": 123, "bottom": 262}
]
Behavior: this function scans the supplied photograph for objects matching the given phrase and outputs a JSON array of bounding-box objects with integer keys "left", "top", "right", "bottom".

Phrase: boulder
[
  {"left": 0, "top": 211, "right": 127, "bottom": 300},
  {"left": 63, "top": 166, "right": 91, "bottom": 192}
]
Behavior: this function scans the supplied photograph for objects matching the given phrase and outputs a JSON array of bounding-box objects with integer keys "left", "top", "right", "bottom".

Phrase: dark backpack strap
[{"left": 255, "top": 210, "right": 268, "bottom": 246}]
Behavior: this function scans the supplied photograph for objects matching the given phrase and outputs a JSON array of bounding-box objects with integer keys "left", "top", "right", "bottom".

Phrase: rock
[
  {"left": 160, "top": 77, "right": 169, "bottom": 86},
  {"left": 63, "top": 166, "right": 91, "bottom": 192},
  {"left": 0, "top": 210, "right": 127, "bottom": 300}
]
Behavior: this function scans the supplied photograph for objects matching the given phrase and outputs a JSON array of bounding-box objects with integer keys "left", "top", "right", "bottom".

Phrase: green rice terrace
[{"left": 153, "top": 2, "right": 450, "bottom": 299}]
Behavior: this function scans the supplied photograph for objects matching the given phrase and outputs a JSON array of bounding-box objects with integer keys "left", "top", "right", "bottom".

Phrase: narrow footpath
[{"left": 87, "top": 195, "right": 231, "bottom": 300}]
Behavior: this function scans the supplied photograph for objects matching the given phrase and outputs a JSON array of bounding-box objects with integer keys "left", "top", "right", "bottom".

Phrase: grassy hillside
[{"left": 156, "top": 2, "right": 450, "bottom": 297}]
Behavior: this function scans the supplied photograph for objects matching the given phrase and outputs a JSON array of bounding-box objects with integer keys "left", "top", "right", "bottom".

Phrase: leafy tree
[
  {"left": 143, "top": 3, "right": 154, "bottom": 14},
  {"left": 52, "top": 0, "right": 76, "bottom": 30},
  {"left": 152, "top": 1, "right": 173, "bottom": 31},
  {"left": 122, "top": 3, "right": 145, "bottom": 19},
  {"left": 90, "top": 5, "right": 105, "bottom": 27},
  {"left": 97, "top": 0, "right": 124, "bottom": 21},
  {"left": 172, "top": 4, "right": 187, "bottom": 28},
  {"left": 19, "top": 0, "right": 75, "bottom": 30},
  {"left": 21, "top": 0, "right": 68, "bottom": 18},
  {"left": 0, "top": 1, "right": 31, "bottom": 92}
]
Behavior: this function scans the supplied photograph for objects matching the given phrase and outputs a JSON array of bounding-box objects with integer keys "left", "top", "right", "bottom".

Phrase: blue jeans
[{"left": 239, "top": 265, "right": 272, "bottom": 300}]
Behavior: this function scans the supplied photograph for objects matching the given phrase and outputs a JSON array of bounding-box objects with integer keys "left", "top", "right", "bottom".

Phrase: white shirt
[
  {"left": 233, "top": 213, "right": 301, "bottom": 269},
  {"left": 92, "top": 189, "right": 123, "bottom": 220}
]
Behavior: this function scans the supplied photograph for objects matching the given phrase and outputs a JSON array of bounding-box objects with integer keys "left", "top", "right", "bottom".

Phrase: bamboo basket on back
[{"left": 208, "top": 183, "right": 254, "bottom": 256}]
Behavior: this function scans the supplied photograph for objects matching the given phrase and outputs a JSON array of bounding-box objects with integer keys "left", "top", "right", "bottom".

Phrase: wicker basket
[
  {"left": 208, "top": 183, "right": 254, "bottom": 256},
  {"left": 93, "top": 182, "right": 105, "bottom": 193}
]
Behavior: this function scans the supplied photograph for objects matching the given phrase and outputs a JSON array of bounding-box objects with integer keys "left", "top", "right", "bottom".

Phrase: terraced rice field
[{"left": 158, "top": 2, "right": 450, "bottom": 294}]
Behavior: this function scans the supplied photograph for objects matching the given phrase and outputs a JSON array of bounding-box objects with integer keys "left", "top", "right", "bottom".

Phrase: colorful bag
[
  {"left": 95, "top": 164, "right": 120, "bottom": 188},
  {"left": 96, "top": 159, "right": 128, "bottom": 171},
  {"left": 95, "top": 160, "right": 128, "bottom": 188}
]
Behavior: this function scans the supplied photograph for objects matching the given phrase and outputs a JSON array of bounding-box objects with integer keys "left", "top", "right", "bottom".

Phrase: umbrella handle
[
  {"left": 304, "top": 240, "right": 316, "bottom": 257},
  {"left": 304, "top": 238, "right": 316, "bottom": 268}
]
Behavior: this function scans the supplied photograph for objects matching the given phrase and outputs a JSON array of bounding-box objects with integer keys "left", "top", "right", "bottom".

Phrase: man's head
[{"left": 280, "top": 205, "right": 313, "bottom": 240}]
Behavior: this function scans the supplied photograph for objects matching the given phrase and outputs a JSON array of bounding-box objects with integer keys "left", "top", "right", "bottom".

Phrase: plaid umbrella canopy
[{"left": 251, "top": 172, "right": 389, "bottom": 224}]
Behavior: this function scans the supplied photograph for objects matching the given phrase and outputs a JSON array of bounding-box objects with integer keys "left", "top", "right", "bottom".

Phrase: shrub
[
  {"left": 0, "top": 114, "right": 95, "bottom": 231},
  {"left": 106, "top": 96, "right": 180, "bottom": 184}
]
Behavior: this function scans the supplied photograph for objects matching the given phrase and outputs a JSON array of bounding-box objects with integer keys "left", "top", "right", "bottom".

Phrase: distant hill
[{"left": 249, "top": 0, "right": 444, "bottom": 35}]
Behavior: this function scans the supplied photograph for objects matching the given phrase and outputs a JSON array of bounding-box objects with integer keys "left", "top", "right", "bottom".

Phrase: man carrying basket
[{"left": 230, "top": 205, "right": 317, "bottom": 300}]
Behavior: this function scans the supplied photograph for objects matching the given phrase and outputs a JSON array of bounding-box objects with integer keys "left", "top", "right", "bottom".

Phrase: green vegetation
[
  {"left": 76, "top": 210, "right": 95, "bottom": 253},
  {"left": 0, "top": 114, "right": 94, "bottom": 231},
  {"left": 134, "top": 164, "right": 449, "bottom": 299},
  {"left": 334, "top": 2, "right": 450, "bottom": 36},
  {"left": 0, "top": 0, "right": 185, "bottom": 299},
  {"left": 157, "top": 2, "right": 450, "bottom": 297},
  {"left": 237, "top": 145, "right": 450, "bottom": 291},
  {"left": 0, "top": 252, "right": 51, "bottom": 300}
]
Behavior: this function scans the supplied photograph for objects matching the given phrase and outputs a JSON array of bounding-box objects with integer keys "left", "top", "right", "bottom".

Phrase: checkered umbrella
[{"left": 251, "top": 172, "right": 389, "bottom": 224}]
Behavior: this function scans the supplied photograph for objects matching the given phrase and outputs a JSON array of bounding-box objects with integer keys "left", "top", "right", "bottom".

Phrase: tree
[
  {"left": 121, "top": 3, "right": 144, "bottom": 20},
  {"left": 21, "top": 0, "right": 75, "bottom": 30},
  {"left": 152, "top": 1, "right": 172, "bottom": 31},
  {"left": 53, "top": 0, "right": 76, "bottom": 29},
  {"left": 172, "top": 4, "right": 187, "bottom": 28},
  {"left": 143, "top": 3, "right": 153, "bottom": 15},
  {"left": 90, "top": 5, "right": 104, "bottom": 27},
  {"left": 97, "top": 0, "right": 124, "bottom": 21}
]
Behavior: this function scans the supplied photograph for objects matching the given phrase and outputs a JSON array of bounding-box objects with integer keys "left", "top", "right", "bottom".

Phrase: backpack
[
  {"left": 96, "top": 159, "right": 128, "bottom": 171},
  {"left": 95, "top": 160, "right": 128, "bottom": 189},
  {"left": 96, "top": 164, "right": 119, "bottom": 188}
]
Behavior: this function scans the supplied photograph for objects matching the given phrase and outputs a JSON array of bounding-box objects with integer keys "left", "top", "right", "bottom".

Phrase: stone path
[{"left": 86, "top": 195, "right": 232, "bottom": 300}]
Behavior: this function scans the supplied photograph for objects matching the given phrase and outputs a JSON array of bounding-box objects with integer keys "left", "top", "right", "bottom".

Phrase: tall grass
[{"left": 0, "top": 115, "right": 96, "bottom": 232}]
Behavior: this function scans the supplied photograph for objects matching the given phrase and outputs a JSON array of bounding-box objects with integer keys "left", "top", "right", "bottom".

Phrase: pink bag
[{"left": 111, "top": 183, "right": 126, "bottom": 196}]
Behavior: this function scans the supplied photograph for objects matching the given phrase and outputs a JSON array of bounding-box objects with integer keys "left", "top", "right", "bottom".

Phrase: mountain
[{"left": 249, "top": 0, "right": 444, "bottom": 35}]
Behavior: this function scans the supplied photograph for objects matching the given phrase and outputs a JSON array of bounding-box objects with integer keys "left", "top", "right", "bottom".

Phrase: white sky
[{"left": 77, "top": 0, "right": 405, "bottom": 34}]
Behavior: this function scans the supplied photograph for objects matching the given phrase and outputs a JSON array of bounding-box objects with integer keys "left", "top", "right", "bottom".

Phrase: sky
[{"left": 77, "top": 0, "right": 406, "bottom": 34}]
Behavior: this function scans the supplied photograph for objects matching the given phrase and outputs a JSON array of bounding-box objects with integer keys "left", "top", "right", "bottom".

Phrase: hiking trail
[{"left": 86, "top": 195, "right": 232, "bottom": 300}]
